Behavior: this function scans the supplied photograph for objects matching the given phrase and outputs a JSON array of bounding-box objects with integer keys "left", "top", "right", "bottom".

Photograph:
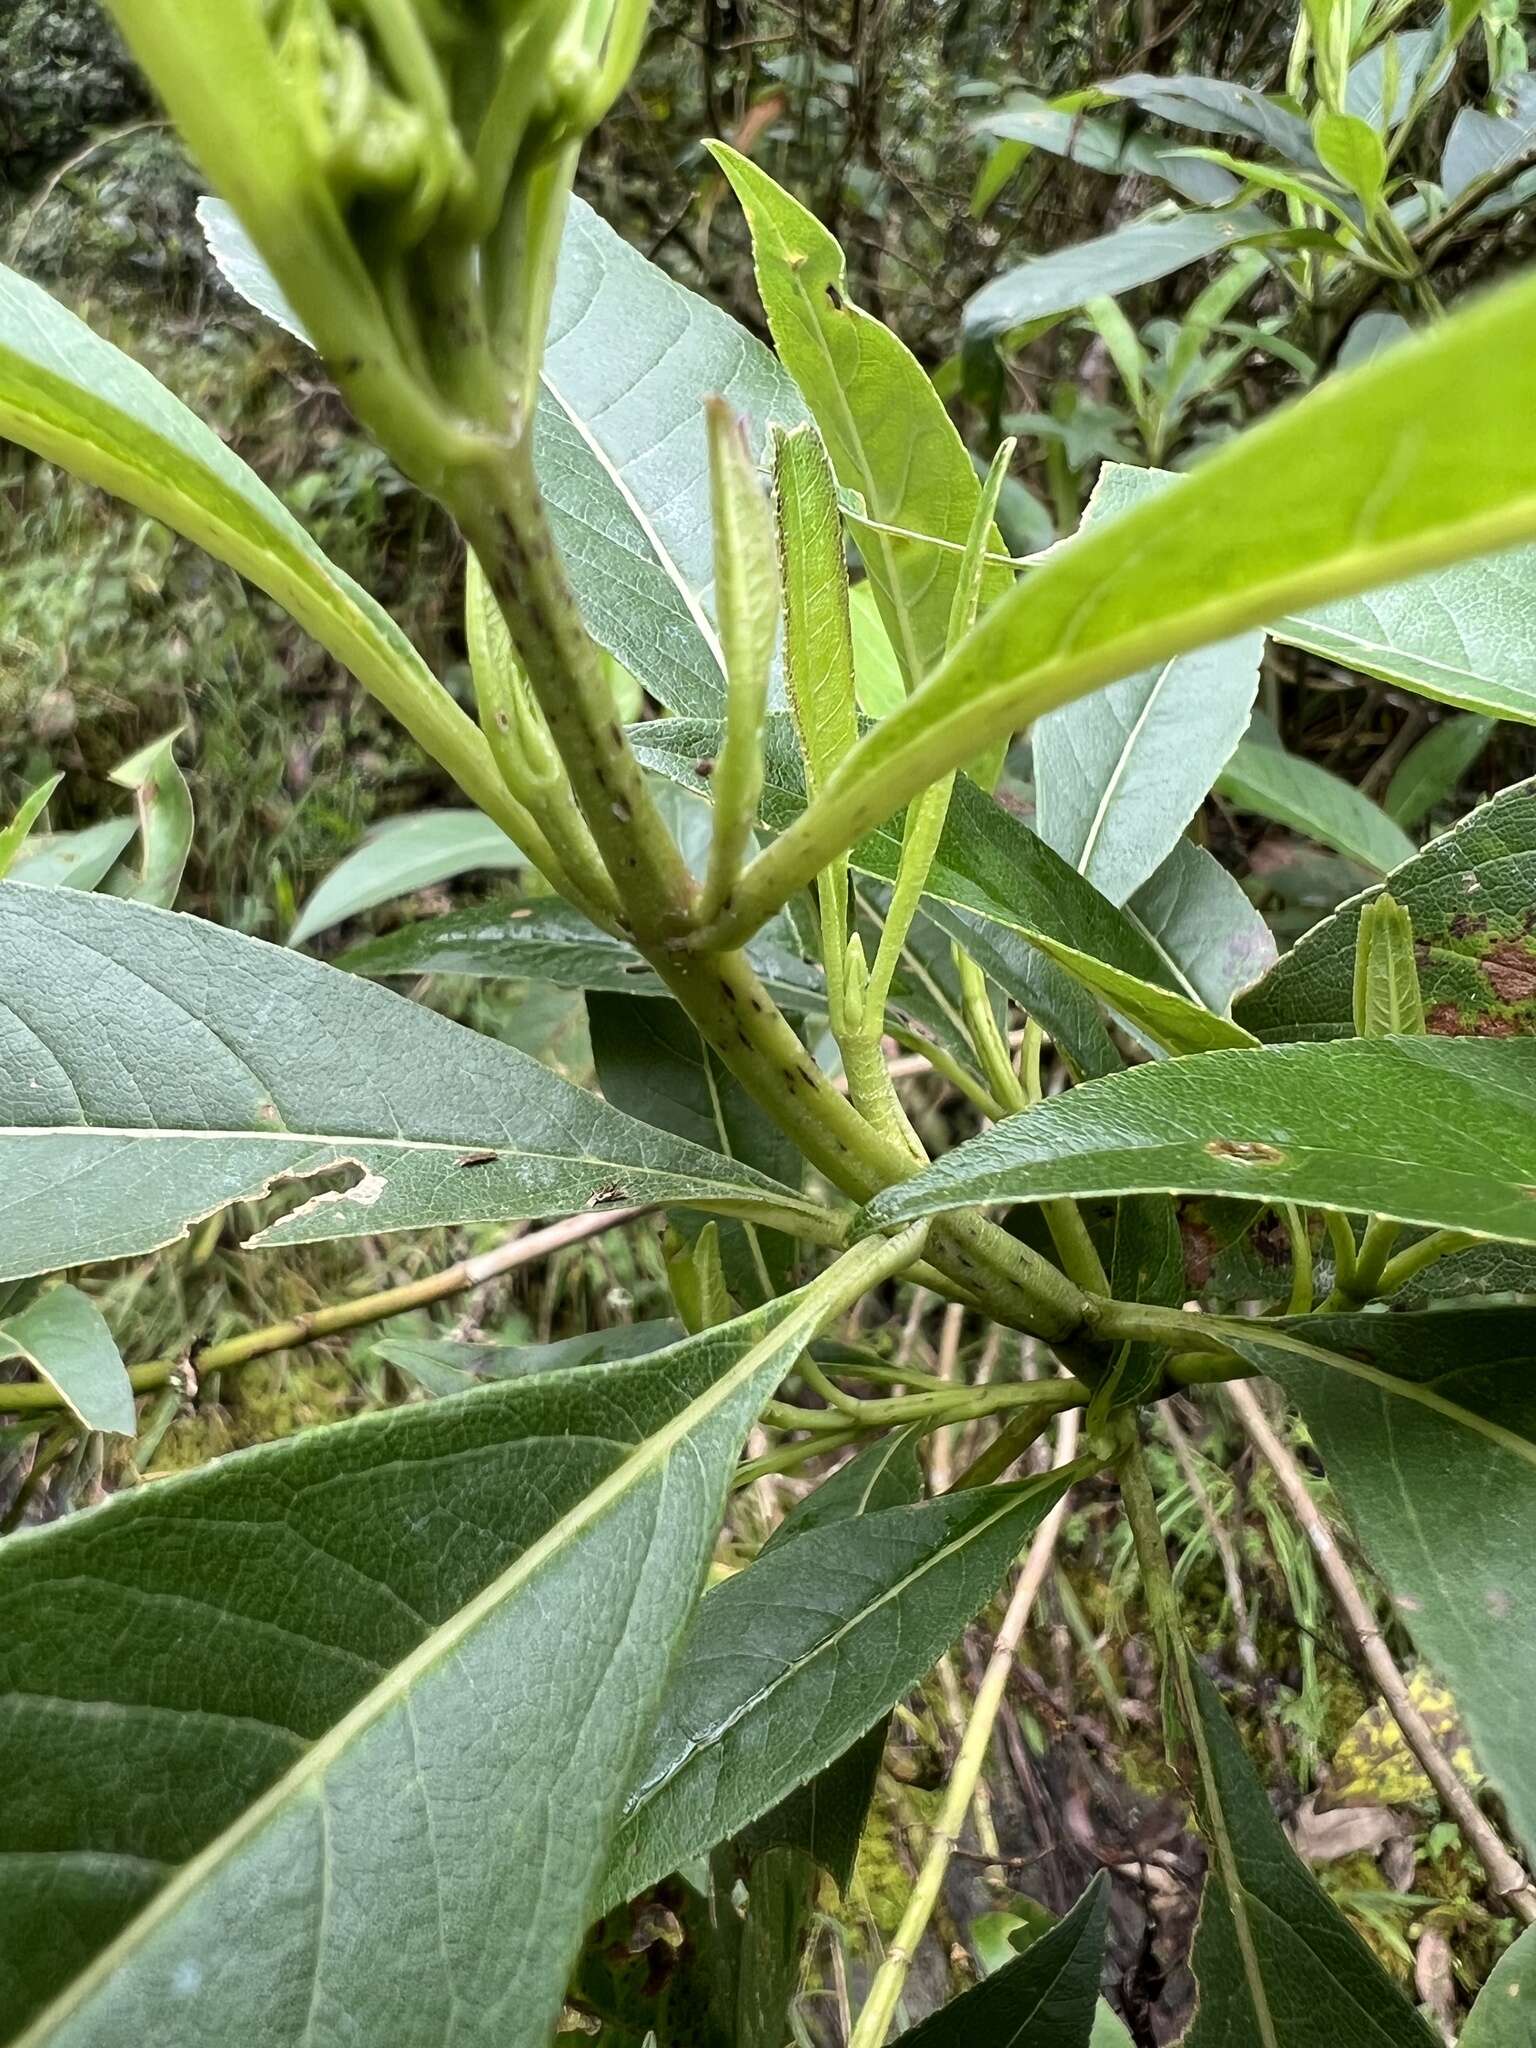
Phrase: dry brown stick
[
  {"left": 1226, "top": 1378, "right": 1536, "bottom": 1927},
  {"left": 0, "top": 1209, "right": 651, "bottom": 1420},
  {"left": 849, "top": 1411, "right": 1083, "bottom": 2047}
]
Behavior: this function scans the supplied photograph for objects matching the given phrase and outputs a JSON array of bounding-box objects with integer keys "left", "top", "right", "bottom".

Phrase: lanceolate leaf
[
  {"left": 965, "top": 208, "right": 1274, "bottom": 337},
  {"left": 341, "top": 897, "right": 825, "bottom": 1014},
  {"left": 0, "top": 884, "right": 826, "bottom": 1284},
  {"left": 0, "top": 1285, "right": 133, "bottom": 1436},
  {"left": 1033, "top": 625, "right": 1264, "bottom": 907},
  {"left": 1127, "top": 838, "right": 1277, "bottom": 1015},
  {"left": 0, "top": 1292, "right": 849, "bottom": 2045},
  {"left": 891, "top": 1874, "right": 1110, "bottom": 2048},
  {"left": 1181, "top": 1658, "right": 1439, "bottom": 2047},
  {"left": 597, "top": 1467, "right": 1076, "bottom": 1914},
  {"left": 1017, "top": 929, "right": 1259, "bottom": 1056},
  {"left": 0, "top": 258, "right": 518, "bottom": 839},
  {"left": 289, "top": 810, "right": 527, "bottom": 947},
  {"left": 1093, "top": 460, "right": 1536, "bottom": 726},
  {"left": 742, "top": 1431, "right": 924, "bottom": 1890},
  {"left": 201, "top": 196, "right": 807, "bottom": 719},
  {"left": 738, "top": 275, "right": 1536, "bottom": 929},
  {"left": 1218, "top": 730, "right": 1415, "bottom": 875},
  {"left": 0, "top": 775, "right": 63, "bottom": 882},
  {"left": 709, "top": 146, "right": 1010, "bottom": 694},
  {"left": 1213, "top": 1307, "right": 1536, "bottom": 1860},
  {"left": 1236, "top": 778, "right": 1536, "bottom": 1043},
  {"left": 1102, "top": 72, "right": 1319, "bottom": 166},
  {"left": 865, "top": 1037, "right": 1536, "bottom": 1244}
]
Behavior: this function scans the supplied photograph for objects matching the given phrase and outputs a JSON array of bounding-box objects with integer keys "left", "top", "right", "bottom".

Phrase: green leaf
[
  {"left": 966, "top": 208, "right": 1274, "bottom": 337},
  {"left": 0, "top": 256, "right": 517, "bottom": 838},
  {"left": 1441, "top": 75, "right": 1536, "bottom": 203},
  {"left": 742, "top": 1431, "right": 925, "bottom": 1891},
  {"left": 0, "top": 1290, "right": 846, "bottom": 2044},
  {"left": 1091, "top": 460, "right": 1536, "bottom": 726},
  {"left": 102, "top": 728, "right": 193, "bottom": 910},
  {"left": 1461, "top": 1925, "right": 1536, "bottom": 2045},
  {"left": 1218, "top": 728, "right": 1415, "bottom": 875},
  {"left": 0, "top": 883, "right": 827, "bottom": 1285},
  {"left": 1382, "top": 713, "right": 1494, "bottom": 828},
  {"left": 589, "top": 991, "right": 802, "bottom": 1307},
  {"left": 851, "top": 581, "right": 906, "bottom": 719},
  {"left": 290, "top": 809, "right": 528, "bottom": 947},
  {"left": 708, "top": 146, "right": 1011, "bottom": 692},
  {"left": 1127, "top": 838, "right": 1278, "bottom": 1014},
  {"left": 1352, "top": 894, "right": 1424, "bottom": 1036},
  {"left": 775, "top": 425, "right": 859, "bottom": 792},
  {"left": 1032, "top": 505, "right": 1263, "bottom": 900},
  {"left": 1236, "top": 777, "right": 1536, "bottom": 1043},
  {"left": 1345, "top": 31, "right": 1440, "bottom": 129},
  {"left": 0, "top": 1285, "right": 133, "bottom": 1435},
  {"left": 340, "top": 896, "right": 825, "bottom": 1015},
  {"left": 1181, "top": 1659, "right": 1439, "bottom": 2046},
  {"left": 865, "top": 1036, "right": 1536, "bottom": 1243},
  {"left": 973, "top": 93, "right": 1240, "bottom": 203},
  {"left": 732, "top": 264, "right": 1536, "bottom": 931},
  {"left": 597, "top": 1468, "right": 1074, "bottom": 1914},
  {"left": 1017, "top": 928, "right": 1260, "bottom": 1056},
  {"left": 889, "top": 1874, "right": 1110, "bottom": 2048},
  {"left": 1212, "top": 1306, "right": 1536, "bottom": 1860},
  {"left": 1102, "top": 72, "right": 1319, "bottom": 166},
  {"left": 0, "top": 774, "right": 63, "bottom": 882},
  {"left": 201, "top": 196, "right": 808, "bottom": 720},
  {"left": 1312, "top": 110, "right": 1386, "bottom": 208},
  {"left": 6, "top": 818, "right": 137, "bottom": 892},
  {"left": 376, "top": 1320, "right": 686, "bottom": 1397}
]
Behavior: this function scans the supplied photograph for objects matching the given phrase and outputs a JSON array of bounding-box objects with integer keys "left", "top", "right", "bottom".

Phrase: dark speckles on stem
[
  {"left": 749, "top": 996, "right": 764, "bottom": 1013},
  {"left": 719, "top": 979, "right": 738, "bottom": 1003},
  {"left": 607, "top": 722, "right": 623, "bottom": 748}
]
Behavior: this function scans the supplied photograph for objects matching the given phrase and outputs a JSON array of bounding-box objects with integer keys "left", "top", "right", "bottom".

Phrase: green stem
[
  {"left": 1322, "top": 1212, "right": 1401, "bottom": 1309},
  {"left": 1373, "top": 1227, "right": 1476, "bottom": 1298}
]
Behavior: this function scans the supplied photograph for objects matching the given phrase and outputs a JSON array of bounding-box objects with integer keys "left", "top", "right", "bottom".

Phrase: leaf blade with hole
[{"left": 0, "top": 884, "right": 827, "bottom": 1285}]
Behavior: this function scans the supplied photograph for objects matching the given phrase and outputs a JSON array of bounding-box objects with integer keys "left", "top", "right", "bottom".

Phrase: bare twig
[
  {"left": 1227, "top": 1379, "right": 1536, "bottom": 1927},
  {"left": 0, "top": 1209, "right": 651, "bottom": 1421}
]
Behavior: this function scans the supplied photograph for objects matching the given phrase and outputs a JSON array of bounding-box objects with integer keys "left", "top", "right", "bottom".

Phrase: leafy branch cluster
[{"left": 3, "top": 2, "right": 1536, "bottom": 2043}]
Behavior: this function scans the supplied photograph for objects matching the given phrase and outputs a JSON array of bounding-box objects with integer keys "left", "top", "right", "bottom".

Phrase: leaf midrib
[{"left": 15, "top": 1303, "right": 802, "bottom": 2045}]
